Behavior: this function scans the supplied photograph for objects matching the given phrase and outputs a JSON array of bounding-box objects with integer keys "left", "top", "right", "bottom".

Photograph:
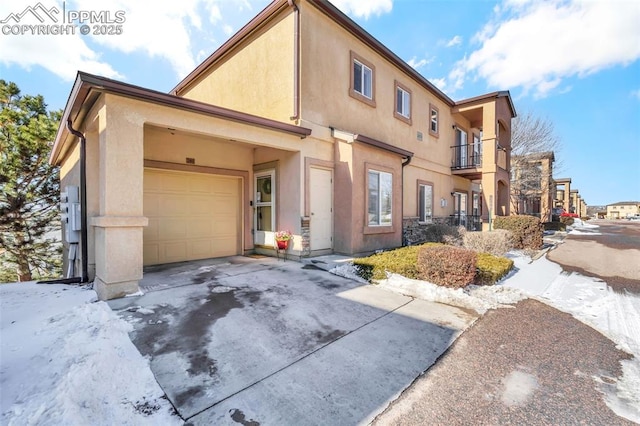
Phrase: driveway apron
[{"left": 109, "top": 257, "right": 477, "bottom": 424}]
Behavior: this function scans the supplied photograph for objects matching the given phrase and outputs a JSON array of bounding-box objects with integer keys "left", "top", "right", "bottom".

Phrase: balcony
[{"left": 451, "top": 143, "right": 482, "bottom": 179}]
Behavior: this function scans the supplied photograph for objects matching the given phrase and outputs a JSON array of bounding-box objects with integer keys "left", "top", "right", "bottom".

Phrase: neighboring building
[
  {"left": 50, "top": 0, "right": 515, "bottom": 299},
  {"left": 606, "top": 201, "right": 640, "bottom": 219},
  {"left": 510, "top": 151, "right": 554, "bottom": 222}
]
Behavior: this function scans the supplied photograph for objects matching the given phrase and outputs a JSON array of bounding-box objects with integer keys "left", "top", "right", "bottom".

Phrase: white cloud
[
  {"left": 451, "top": 0, "right": 640, "bottom": 98},
  {"left": 223, "top": 24, "right": 234, "bottom": 36},
  {"left": 445, "top": 35, "right": 462, "bottom": 47},
  {"left": 429, "top": 77, "right": 447, "bottom": 92},
  {"left": 407, "top": 56, "right": 428, "bottom": 70},
  {"left": 331, "top": 0, "right": 393, "bottom": 19}
]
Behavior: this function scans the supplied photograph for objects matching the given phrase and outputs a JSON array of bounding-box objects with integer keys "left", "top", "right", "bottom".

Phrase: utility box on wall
[{"left": 60, "top": 185, "right": 81, "bottom": 243}]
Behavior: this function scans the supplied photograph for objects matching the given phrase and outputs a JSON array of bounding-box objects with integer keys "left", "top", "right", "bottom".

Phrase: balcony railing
[{"left": 451, "top": 144, "right": 482, "bottom": 169}]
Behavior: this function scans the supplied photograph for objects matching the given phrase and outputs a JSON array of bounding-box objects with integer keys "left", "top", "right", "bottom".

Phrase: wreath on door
[{"left": 262, "top": 179, "right": 271, "bottom": 195}]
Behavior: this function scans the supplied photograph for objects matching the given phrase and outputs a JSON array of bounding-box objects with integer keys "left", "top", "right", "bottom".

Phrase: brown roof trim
[
  {"left": 50, "top": 71, "right": 311, "bottom": 165},
  {"left": 307, "top": 0, "right": 455, "bottom": 107},
  {"left": 456, "top": 90, "right": 517, "bottom": 118},
  {"left": 172, "top": 0, "right": 290, "bottom": 95},
  {"left": 353, "top": 133, "right": 413, "bottom": 159}
]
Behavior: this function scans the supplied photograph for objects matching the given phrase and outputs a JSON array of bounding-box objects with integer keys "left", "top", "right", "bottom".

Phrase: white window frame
[
  {"left": 429, "top": 105, "right": 439, "bottom": 136},
  {"left": 418, "top": 183, "right": 433, "bottom": 223},
  {"left": 353, "top": 59, "right": 373, "bottom": 99},
  {"left": 368, "top": 170, "right": 393, "bottom": 226},
  {"left": 396, "top": 86, "right": 410, "bottom": 118}
]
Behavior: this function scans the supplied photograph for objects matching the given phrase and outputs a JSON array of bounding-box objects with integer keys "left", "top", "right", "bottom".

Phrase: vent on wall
[{"left": 186, "top": 157, "right": 195, "bottom": 165}]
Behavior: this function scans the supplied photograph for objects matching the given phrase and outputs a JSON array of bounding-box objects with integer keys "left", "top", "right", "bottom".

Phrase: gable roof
[
  {"left": 51, "top": 72, "right": 311, "bottom": 165},
  {"left": 171, "top": 0, "right": 515, "bottom": 115}
]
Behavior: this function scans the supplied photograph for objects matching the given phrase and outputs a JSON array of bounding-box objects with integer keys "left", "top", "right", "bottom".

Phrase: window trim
[
  {"left": 417, "top": 180, "right": 434, "bottom": 224},
  {"left": 429, "top": 104, "right": 439, "bottom": 137},
  {"left": 394, "top": 80, "right": 412, "bottom": 124},
  {"left": 349, "top": 51, "right": 376, "bottom": 107},
  {"left": 364, "top": 164, "right": 395, "bottom": 234}
]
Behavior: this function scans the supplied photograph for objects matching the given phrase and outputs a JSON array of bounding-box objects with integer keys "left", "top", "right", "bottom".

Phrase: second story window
[
  {"left": 429, "top": 104, "right": 439, "bottom": 137},
  {"left": 394, "top": 81, "right": 411, "bottom": 124},
  {"left": 350, "top": 51, "right": 376, "bottom": 107},
  {"left": 353, "top": 60, "right": 372, "bottom": 98}
]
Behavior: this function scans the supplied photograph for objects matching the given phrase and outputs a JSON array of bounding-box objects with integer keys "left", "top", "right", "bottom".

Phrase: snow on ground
[
  {"left": 504, "top": 251, "right": 640, "bottom": 423},
  {"left": 330, "top": 235, "right": 640, "bottom": 422},
  {"left": 568, "top": 218, "right": 602, "bottom": 235},
  {"left": 0, "top": 282, "right": 180, "bottom": 426}
]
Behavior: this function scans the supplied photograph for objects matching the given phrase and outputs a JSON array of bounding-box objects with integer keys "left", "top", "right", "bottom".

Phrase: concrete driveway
[{"left": 108, "top": 256, "right": 477, "bottom": 425}]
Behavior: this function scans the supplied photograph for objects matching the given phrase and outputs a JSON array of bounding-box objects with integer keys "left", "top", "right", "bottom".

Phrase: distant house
[
  {"left": 510, "top": 151, "right": 555, "bottom": 222},
  {"left": 49, "top": 0, "right": 515, "bottom": 300},
  {"left": 606, "top": 201, "right": 640, "bottom": 219}
]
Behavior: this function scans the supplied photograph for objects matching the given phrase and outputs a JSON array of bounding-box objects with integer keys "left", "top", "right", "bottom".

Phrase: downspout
[
  {"left": 401, "top": 155, "right": 412, "bottom": 246},
  {"left": 66, "top": 119, "right": 89, "bottom": 283},
  {"left": 288, "top": 0, "right": 300, "bottom": 121}
]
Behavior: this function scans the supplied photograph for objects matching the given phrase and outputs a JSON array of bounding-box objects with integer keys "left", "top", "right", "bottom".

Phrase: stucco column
[{"left": 92, "top": 97, "right": 148, "bottom": 300}]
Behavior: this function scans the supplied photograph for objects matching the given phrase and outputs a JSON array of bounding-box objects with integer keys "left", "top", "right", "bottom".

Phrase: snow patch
[
  {"left": 0, "top": 283, "right": 180, "bottom": 425},
  {"left": 329, "top": 263, "right": 369, "bottom": 284},
  {"left": 376, "top": 273, "right": 526, "bottom": 315},
  {"left": 500, "top": 370, "right": 539, "bottom": 407}
]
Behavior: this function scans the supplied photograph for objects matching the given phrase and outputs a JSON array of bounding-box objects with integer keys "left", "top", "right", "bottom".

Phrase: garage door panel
[
  {"left": 144, "top": 218, "right": 160, "bottom": 240},
  {"left": 188, "top": 219, "right": 214, "bottom": 238},
  {"left": 144, "top": 169, "right": 241, "bottom": 266},
  {"left": 190, "top": 197, "right": 216, "bottom": 216},
  {"left": 143, "top": 244, "right": 159, "bottom": 265},
  {"left": 160, "top": 195, "right": 191, "bottom": 216},
  {"left": 162, "top": 174, "right": 187, "bottom": 192},
  {"left": 158, "top": 219, "right": 188, "bottom": 240}
]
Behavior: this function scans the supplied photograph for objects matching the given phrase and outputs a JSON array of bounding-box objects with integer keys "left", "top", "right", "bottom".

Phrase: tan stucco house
[
  {"left": 510, "top": 151, "right": 554, "bottom": 222},
  {"left": 607, "top": 201, "right": 640, "bottom": 219},
  {"left": 50, "top": 0, "right": 516, "bottom": 300}
]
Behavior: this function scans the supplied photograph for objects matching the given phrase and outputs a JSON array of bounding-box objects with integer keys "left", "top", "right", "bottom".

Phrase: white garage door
[{"left": 143, "top": 168, "right": 241, "bottom": 265}]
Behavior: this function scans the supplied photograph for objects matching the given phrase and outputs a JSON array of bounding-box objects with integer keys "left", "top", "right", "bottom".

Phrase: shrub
[
  {"left": 417, "top": 245, "right": 477, "bottom": 288},
  {"left": 543, "top": 221, "right": 566, "bottom": 231},
  {"left": 353, "top": 245, "right": 426, "bottom": 281},
  {"left": 493, "top": 215, "right": 543, "bottom": 250},
  {"left": 421, "top": 224, "right": 464, "bottom": 244},
  {"left": 462, "top": 229, "right": 513, "bottom": 256},
  {"left": 475, "top": 252, "right": 514, "bottom": 285},
  {"left": 560, "top": 216, "right": 574, "bottom": 227}
]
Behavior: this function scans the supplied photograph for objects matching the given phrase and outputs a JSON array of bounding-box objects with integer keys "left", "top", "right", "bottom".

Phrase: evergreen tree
[{"left": 0, "top": 80, "right": 62, "bottom": 282}]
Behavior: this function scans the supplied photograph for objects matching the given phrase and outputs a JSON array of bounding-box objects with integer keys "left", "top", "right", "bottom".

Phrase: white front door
[
  {"left": 309, "top": 167, "right": 333, "bottom": 250},
  {"left": 254, "top": 170, "right": 275, "bottom": 246}
]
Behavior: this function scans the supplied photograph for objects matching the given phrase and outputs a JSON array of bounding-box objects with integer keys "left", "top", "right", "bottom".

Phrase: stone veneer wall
[{"left": 402, "top": 217, "right": 451, "bottom": 246}]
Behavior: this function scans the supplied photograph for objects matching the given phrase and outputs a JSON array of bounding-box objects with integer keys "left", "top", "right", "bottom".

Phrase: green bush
[
  {"left": 475, "top": 252, "right": 514, "bottom": 285},
  {"left": 493, "top": 215, "right": 543, "bottom": 250},
  {"left": 416, "top": 245, "right": 477, "bottom": 288},
  {"left": 543, "top": 221, "right": 566, "bottom": 231},
  {"left": 462, "top": 229, "right": 513, "bottom": 256},
  {"left": 560, "top": 216, "right": 574, "bottom": 227},
  {"left": 353, "top": 245, "right": 427, "bottom": 281}
]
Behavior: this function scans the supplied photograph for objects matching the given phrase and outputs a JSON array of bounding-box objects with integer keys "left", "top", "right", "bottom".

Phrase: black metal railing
[
  {"left": 451, "top": 144, "right": 482, "bottom": 169},
  {"left": 447, "top": 214, "right": 482, "bottom": 231}
]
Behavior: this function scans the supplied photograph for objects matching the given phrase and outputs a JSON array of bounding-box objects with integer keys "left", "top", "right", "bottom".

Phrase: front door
[
  {"left": 456, "top": 127, "right": 468, "bottom": 167},
  {"left": 254, "top": 170, "right": 275, "bottom": 246},
  {"left": 309, "top": 167, "right": 333, "bottom": 250}
]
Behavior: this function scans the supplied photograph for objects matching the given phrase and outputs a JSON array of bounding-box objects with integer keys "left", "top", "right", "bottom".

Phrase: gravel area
[
  {"left": 547, "top": 221, "right": 640, "bottom": 294},
  {"left": 373, "top": 299, "right": 634, "bottom": 425}
]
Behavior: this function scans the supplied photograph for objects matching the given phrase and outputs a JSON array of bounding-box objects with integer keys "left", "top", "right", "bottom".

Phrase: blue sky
[{"left": 1, "top": 0, "right": 639, "bottom": 206}]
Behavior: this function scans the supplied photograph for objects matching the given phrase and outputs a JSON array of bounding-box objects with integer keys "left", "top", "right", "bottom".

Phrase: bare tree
[{"left": 510, "top": 112, "right": 562, "bottom": 220}]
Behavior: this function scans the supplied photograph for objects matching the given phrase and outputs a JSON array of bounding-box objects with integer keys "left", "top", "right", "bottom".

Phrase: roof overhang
[
  {"left": 455, "top": 91, "right": 517, "bottom": 119},
  {"left": 50, "top": 71, "right": 311, "bottom": 165}
]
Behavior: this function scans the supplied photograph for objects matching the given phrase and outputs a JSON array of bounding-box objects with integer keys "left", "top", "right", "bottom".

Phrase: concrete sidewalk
[{"left": 109, "top": 256, "right": 477, "bottom": 424}]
